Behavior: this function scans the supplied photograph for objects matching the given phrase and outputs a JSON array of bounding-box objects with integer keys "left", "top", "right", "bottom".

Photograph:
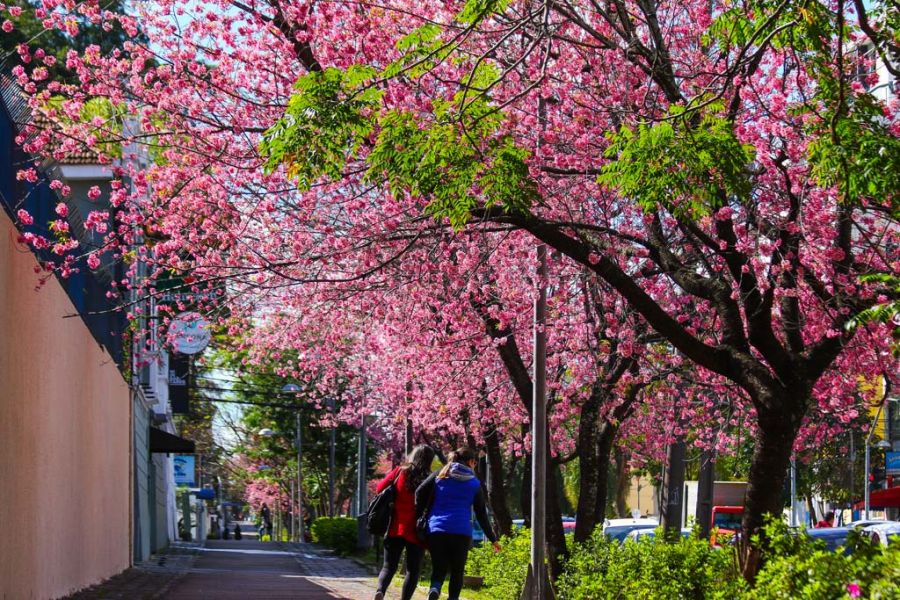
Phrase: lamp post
[
  {"left": 281, "top": 384, "right": 303, "bottom": 543},
  {"left": 522, "top": 244, "right": 552, "bottom": 600},
  {"left": 329, "top": 396, "right": 336, "bottom": 517}
]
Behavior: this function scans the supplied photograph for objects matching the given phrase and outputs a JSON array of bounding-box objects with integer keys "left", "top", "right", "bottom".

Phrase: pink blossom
[
  {"left": 847, "top": 582, "right": 860, "bottom": 598},
  {"left": 16, "top": 209, "right": 33, "bottom": 225}
]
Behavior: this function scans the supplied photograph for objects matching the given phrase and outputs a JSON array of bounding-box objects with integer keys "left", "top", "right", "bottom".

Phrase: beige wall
[{"left": 0, "top": 211, "right": 131, "bottom": 599}]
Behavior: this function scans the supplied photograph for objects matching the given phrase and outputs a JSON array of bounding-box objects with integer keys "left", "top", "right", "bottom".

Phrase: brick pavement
[
  {"left": 61, "top": 539, "right": 386, "bottom": 600},
  {"left": 61, "top": 538, "right": 479, "bottom": 600},
  {"left": 63, "top": 542, "right": 202, "bottom": 600}
]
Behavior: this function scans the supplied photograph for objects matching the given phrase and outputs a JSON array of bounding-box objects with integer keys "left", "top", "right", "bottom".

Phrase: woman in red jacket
[{"left": 374, "top": 444, "right": 436, "bottom": 600}]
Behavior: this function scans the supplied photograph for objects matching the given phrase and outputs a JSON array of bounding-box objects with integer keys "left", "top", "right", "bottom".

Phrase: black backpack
[{"left": 366, "top": 470, "right": 401, "bottom": 536}]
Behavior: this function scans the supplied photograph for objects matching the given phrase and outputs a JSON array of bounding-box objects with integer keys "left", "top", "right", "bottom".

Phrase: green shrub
[
  {"left": 556, "top": 520, "right": 899, "bottom": 600},
  {"left": 557, "top": 527, "right": 746, "bottom": 600},
  {"left": 466, "top": 528, "right": 531, "bottom": 600},
  {"left": 750, "top": 520, "right": 900, "bottom": 600},
  {"left": 310, "top": 517, "right": 357, "bottom": 555}
]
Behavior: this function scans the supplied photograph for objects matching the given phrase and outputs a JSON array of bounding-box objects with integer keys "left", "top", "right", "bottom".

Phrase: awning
[
  {"left": 853, "top": 486, "right": 900, "bottom": 509},
  {"left": 149, "top": 427, "right": 195, "bottom": 454}
]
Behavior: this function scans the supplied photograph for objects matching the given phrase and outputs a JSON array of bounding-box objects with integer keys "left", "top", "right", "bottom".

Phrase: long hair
[
  {"left": 437, "top": 446, "right": 478, "bottom": 480},
  {"left": 401, "top": 444, "right": 435, "bottom": 492}
]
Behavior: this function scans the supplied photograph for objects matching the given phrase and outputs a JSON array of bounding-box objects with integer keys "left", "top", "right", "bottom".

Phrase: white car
[
  {"left": 625, "top": 527, "right": 691, "bottom": 542},
  {"left": 603, "top": 518, "right": 659, "bottom": 543},
  {"left": 846, "top": 518, "right": 891, "bottom": 529},
  {"left": 861, "top": 522, "right": 900, "bottom": 547}
]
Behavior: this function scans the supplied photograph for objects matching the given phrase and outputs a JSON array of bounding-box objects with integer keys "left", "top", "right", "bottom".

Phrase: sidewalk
[
  {"left": 62, "top": 539, "right": 383, "bottom": 600},
  {"left": 63, "top": 541, "right": 202, "bottom": 599}
]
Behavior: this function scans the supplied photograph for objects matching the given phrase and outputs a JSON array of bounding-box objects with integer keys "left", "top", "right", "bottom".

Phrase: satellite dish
[{"left": 169, "top": 311, "right": 211, "bottom": 355}]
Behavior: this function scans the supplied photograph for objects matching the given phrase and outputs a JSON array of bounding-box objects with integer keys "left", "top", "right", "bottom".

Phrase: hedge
[
  {"left": 465, "top": 521, "right": 900, "bottom": 600},
  {"left": 310, "top": 517, "right": 357, "bottom": 555}
]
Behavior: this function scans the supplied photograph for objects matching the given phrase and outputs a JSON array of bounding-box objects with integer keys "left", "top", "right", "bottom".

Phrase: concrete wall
[
  {"left": 133, "top": 401, "right": 151, "bottom": 563},
  {"left": 0, "top": 210, "right": 131, "bottom": 599}
]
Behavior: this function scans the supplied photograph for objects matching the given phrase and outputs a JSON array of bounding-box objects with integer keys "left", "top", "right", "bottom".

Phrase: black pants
[
  {"left": 428, "top": 533, "right": 471, "bottom": 600},
  {"left": 377, "top": 536, "right": 424, "bottom": 600}
]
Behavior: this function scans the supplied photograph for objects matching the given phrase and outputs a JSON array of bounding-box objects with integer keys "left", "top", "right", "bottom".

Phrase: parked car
[
  {"left": 625, "top": 527, "right": 691, "bottom": 542},
  {"left": 846, "top": 518, "right": 891, "bottom": 529},
  {"left": 806, "top": 527, "right": 853, "bottom": 553},
  {"left": 861, "top": 522, "right": 900, "bottom": 547},
  {"left": 510, "top": 517, "right": 577, "bottom": 535},
  {"left": 603, "top": 518, "right": 659, "bottom": 543}
]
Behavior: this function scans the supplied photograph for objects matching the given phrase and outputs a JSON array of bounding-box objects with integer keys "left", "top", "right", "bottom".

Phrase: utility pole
[
  {"left": 790, "top": 457, "right": 797, "bottom": 527},
  {"left": 296, "top": 411, "right": 304, "bottom": 543},
  {"left": 521, "top": 244, "right": 553, "bottom": 600},
  {"left": 328, "top": 396, "right": 336, "bottom": 517},
  {"left": 357, "top": 414, "right": 371, "bottom": 549}
]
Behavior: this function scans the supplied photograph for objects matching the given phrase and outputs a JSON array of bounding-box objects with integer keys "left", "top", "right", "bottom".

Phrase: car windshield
[
  {"left": 605, "top": 524, "right": 656, "bottom": 542},
  {"left": 713, "top": 512, "right": 743, "bottom": 531},
  {"left": 808, "top": 530, "right": 849, "bottom": 551}
]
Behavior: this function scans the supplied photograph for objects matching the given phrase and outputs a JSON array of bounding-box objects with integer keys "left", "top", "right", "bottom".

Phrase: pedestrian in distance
[
  {"left": 234, "top": 523, "right": 242, "bottom": 540},
  {"left": 816, "top": 512, "right": 835, "bottom": 528},
  {"left": 416, "top": 447, "right": 500, "bottom": 600},
  {"left": 373, "top": 444, "right": 437, "bottom": 600},
  {"left": 260, "top": 503, "right": 273, "bottom": 540}
]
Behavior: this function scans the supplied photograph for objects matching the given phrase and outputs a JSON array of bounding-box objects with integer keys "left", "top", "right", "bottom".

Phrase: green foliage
[
  {"left": 384, "top": 24, "right": 449, "bottom": 79},
  {"left": 750, "top": 520, "right": 900, "bottom": 600},
  {"left": 466, "top": 528, "right": 531, "bottom": 600},
  {"left": 458, "top": 0, "right": 511, "bottom": 25},
  {"left": 557, "top": 527, "right": 746, "bottom": 600},
  {"left": 807, "top": 91, "right": 900, "bottom": 209},
  {"left": 43, "top": 96, "right": 126, "bottom": 158},
  {"left": 262, "top": 38, "right": 538, "bottom": 229},
  {"left": 847, "top": 274, "right": 900, "bottom": 356},
  {"left": 598, "top": 107, "right": 754, "bottom": 218},
  {"left": 367, "top": 101, "right": 535, "bottom": 228},
  {"left": 260, "top": 66, "right": 382, "bottom": 190},
  {"left": 310, "top": 517, "right": 358, "bottom": 555}
]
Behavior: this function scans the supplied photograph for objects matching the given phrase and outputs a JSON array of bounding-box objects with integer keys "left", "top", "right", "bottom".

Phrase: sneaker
[
  {"left": 373, "top": 592, "right": 384, "bottom": 600},
  {"left": 427, "top": 589, "right": 440, "bottom": 600}
]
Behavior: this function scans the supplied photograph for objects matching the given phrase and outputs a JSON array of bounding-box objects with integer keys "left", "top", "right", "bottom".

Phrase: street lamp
[
  {"left": 281, "top": 384, "right": 304, "bottom": 544},
  {"left": 864, "top": 408, "right": 891, "bottom": 519}
]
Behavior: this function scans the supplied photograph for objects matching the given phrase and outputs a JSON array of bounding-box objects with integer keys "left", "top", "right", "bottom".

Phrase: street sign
[
  {"left": 174, "top": 454, "right": 196, "bottom": 486},
  {"left": 168, "top": 311, "right": 211, "bottom": 355},
  {"left": 886, "top": 452, "right": 900, "bottom": 476},
  {"left": 168, "top": 352, "right": 191, "bottom": 414},
  {"left": 193, "top": 488, "right": 215, "bottom": 500}
]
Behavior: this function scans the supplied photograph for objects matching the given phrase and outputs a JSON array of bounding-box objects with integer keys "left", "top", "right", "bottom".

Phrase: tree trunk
[
  {"left": 546, "top": 460, "right": 569, "bottom": 580},
  {"left": 521, "top": 452, "right": 531, "bottom": 528},
  {"left": 592, "top": 424, "right": 617, "bottom": 528},
  {"left": 739, "top": 401, "right": 805, "bottom": 581},
  {"left": 573, "top": 418, "right": 617, "bottom": 543},
  {"left": 573, "top": 392, "right": 602, "bottom": 543},
  {"left": 485, "top": 422, "right": 513, "bottom": 537},
  {"left": 615, "top": 449, "right": 629, "bottom": 518}
]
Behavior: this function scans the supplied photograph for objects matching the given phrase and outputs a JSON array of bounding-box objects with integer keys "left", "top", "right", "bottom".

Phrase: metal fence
[{"left": 0, "top": 74, "right": 125, "bottom": 367}]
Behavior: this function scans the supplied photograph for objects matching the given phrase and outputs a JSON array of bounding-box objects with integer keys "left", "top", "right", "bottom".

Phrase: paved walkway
[{"left": 64, "top": 539, "right": 382, "bottom": 600}]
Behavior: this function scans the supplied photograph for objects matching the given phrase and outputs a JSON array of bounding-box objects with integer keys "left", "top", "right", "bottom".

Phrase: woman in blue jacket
[{"left": 416, "top": 447, "right": 500, "bottom": 600}]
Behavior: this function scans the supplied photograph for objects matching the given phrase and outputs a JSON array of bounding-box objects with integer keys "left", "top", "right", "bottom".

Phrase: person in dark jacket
[
  {"left": 416, "top": 447, "right": 500, "bottom": 600},
  {"left": 373, "top": 444, "right": 436, "bottom": 600}
]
